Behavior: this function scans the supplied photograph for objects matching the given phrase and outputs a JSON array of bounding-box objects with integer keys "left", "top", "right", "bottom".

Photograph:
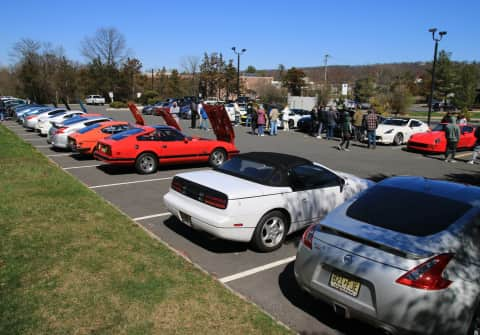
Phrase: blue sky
[{"left": 1, "top": 0, "right": 479, "bottom": 71}]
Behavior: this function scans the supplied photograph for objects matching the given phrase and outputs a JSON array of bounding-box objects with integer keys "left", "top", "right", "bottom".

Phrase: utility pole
[
  {"left": 232, "top": 47, "right": 247, "bottom": 99},
  {"left": 323, "top": 54, "right": 330, "bottom": 83}
]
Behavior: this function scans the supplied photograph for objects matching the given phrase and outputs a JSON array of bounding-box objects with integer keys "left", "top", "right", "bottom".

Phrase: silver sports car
[{"left": 295, "top": 176, "right": 480, "bottom": 335}]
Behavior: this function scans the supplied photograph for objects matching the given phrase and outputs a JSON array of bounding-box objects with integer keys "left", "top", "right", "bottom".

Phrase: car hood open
[
  {"left": 204, "top": 104, "right": 235, "bottom": 144},
  {"left": 128, "top": 102, "right": 146, "bottom": 126}
]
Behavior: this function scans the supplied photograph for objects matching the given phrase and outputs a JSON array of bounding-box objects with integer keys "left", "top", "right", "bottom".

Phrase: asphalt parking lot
[{"left": 4, "top": 106, "right": 479, "bottom": 335}]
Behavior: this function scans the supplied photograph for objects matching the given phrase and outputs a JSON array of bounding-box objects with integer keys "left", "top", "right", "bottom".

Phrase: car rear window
[
  {"left": 110, "top": 128, "right": 143, "bottom": 140},
  {"left": 346, "top": 185, "right": 472, "bottom": 237},
  {"left": 78, "top": 123, "right": 102, "bottom": 134},
  {"left": 216, "top": 157, "right": 277, "bottom": 185}
]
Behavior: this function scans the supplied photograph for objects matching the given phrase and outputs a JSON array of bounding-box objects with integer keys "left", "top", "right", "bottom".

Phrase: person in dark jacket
[
  {"left": 444, "top": 116, "right": 460, "bottom": 163},
  {"left": 325, "top": 107, "right": 337, "bottom": 140},
  {"left": 310, "top": 107, "right": 319, "bottom": 136},
  {"left": 337, "top": 109, "right": 352, "bottom": 151},
  {"left": 364, "top": 109, "right": 378, "bottom": 149},
  {"left": 190, "top": 99, "right": 198, "bottom": 128}
]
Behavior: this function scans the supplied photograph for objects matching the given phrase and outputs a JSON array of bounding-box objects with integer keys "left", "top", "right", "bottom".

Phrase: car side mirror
[{"left": 338, "top": 177, "right": 345, "bottom": 192}]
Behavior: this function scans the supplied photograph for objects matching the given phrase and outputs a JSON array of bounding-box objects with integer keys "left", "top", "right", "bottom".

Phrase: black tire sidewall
[{"left": 251, "top": 210, "right": 287, "bottom": 252}]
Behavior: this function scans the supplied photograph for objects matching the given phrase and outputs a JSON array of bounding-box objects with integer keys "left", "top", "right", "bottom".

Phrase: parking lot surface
[{"left": 4, "top": 106, "right": 479, "bottom": 334}]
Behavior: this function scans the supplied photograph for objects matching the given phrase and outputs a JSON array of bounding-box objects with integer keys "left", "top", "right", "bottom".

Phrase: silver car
[{"left": 295, "top": 176, "right": 480, "bottom": 335}]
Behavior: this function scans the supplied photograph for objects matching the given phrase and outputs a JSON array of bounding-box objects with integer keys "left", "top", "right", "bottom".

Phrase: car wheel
[
  {"left": 288, "top": 120, "right": 294, "bottom": 129},
  {"left": 209, "top": 148, "right": 227, "bottom": 167},
  {"left": 251, "top": 210, "right": 288, "bottom": 252},
  {"left": 469, "top": 303, "right": 479, "bottom": 335},
  {"left": 135, "top": 152, "right": 158, "bottom": 174},
  {"left": 393, "top": 133, "right": 403, "bottom": 146}
]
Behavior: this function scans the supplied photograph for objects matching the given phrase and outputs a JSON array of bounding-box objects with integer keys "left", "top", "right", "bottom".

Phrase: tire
[
  {"left": 393, "top": 133, "right": 403, "bottom": 146},
  {"left": 288, "top": 119, "right": 294, "bottom": 129},
  {"left": 209, "top": 148, "right": 227, "bottom": 167},
  {"left": 135, "top": 152, "right": 158, "bottom": 174},
  {"left": 251, "top": 210, "right": 288, "bottom": 252},
  {"left": 468, "top": 303, "right": 479, "bottom": 335}
]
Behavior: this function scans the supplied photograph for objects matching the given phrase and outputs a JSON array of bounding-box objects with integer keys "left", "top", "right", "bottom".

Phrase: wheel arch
[{"left": 253, "top": 207, "right": 292, "bottom": 239}]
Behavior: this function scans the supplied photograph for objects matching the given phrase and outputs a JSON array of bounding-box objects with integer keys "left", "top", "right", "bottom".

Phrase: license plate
[
  {"left": 179, "top": 211, "right": 191, "bottom": 227},
  {"left": 329, "top": 272, "right": 361, "bottom": 297}
]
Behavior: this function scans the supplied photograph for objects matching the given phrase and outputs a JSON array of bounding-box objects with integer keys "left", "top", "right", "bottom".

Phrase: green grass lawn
[{"left": 0, "top": 125, "right": 291, "bottom": 335}]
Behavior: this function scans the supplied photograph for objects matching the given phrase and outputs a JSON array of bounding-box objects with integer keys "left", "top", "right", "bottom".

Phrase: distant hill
[{"left": 262, "top": 62, "right": 431, "bottom": 85}]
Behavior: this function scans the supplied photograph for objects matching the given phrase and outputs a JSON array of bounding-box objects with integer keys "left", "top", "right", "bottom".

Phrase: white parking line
[
  {"left": 63, "top": 164, "right": 102, "bottom": 170},
  {"left": 219, "top": 256, "right": 297, "bottom": 284},
  {"left": 35, "top": 145, "right": 52, "bottom": 148},
  {"left": 89, "top": 177, "right": 173, "bottom": 189},
  {"left": 48, "top": 153, "right": 74, "bottom": 157},
  {"left": 133, "top": 212, "right": 170, "bottom": 221}
]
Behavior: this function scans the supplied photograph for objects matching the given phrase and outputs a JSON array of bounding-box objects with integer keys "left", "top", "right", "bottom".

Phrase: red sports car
[
  {"left": 94, "top": 105, "right": 239, "bottom": 174},
  {"left": 407, "top": 123, "right": 477, "bottom": 153}
]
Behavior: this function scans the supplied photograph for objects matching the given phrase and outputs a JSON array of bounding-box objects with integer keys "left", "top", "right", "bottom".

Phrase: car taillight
[
  {"left": 55, "top": 127, "right": 67, "bottom": 134},
  {"left": 204, "top": 194, "right": 227, "bottom": 209},
  {"left": 26, "top": 115, "right": 35, "bottom": 120},
  {"left": 171, "top": 179, "right": 183, "bottom": 192},
  {"left": 396, "top": 253, "right": 454, "bottom": 290},
  {"left": 302, "top": 225, "right": 316, "bottom": 249}
]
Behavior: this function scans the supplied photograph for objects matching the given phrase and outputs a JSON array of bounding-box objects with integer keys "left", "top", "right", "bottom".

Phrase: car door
[
  {"left": 286, "top": 164, "right": 343, "bottom": 232},
  {"left": 458, "top": 126, "right": 475, "bottom": 148},
  {"left": 154, "top": 128, "right": 203, "bottom": 164}
]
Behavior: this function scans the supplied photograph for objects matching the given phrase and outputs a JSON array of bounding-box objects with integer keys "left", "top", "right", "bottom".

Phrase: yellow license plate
[{"left": 329, "top": 272, "right": 361, "bottom": 297}]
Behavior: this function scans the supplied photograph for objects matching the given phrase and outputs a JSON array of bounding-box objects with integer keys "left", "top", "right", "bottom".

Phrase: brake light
[
  {"left": 302, "top": 225, "right": 316, "bottom": 249},
  {"left": 204, "top": 194, "right": 227, "bottom": 209},
  {"left": 171, "top": 179, "right": 183, "bottom": 192},
  {"left": 55, "top": 127, "right": 67, "bottom": 134},
  {"left": 26, "top": 115, "right": 36, "bottom": 120},
  {"left": 396, "top": 253, "right": 454, "bottom": 290}
]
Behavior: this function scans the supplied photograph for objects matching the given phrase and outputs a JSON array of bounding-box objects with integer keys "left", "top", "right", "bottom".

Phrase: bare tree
[
  {"left": 181, "top": 56, "right": 200, "bottom": 96},
  {"left": 9, "top": 38, "right": 41, "bottom": 61},
  {"left": 80, "top": 27, "right": 127, "bottom": 66}
]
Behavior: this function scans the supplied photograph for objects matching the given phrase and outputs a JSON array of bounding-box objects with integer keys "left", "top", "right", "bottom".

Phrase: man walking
[
  {"left": 326, "top": 106, "right": 337, "bottom": 140},
  {"left": 444, "top": 116, "right": 460, "bottom": 163},
  {"left": 337, "top": 108, "right": 352, "bottom": 151},
  {"left": 365, "top": 109, "right": 378, "bottom": 149},
  {"left": 190, "top": 99, "right": 198, "bottom": 128}
]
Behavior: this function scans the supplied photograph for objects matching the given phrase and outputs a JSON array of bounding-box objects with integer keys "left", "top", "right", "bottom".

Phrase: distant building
[{"left": 240, "top": 75, "right": 274, "bottom": 93}]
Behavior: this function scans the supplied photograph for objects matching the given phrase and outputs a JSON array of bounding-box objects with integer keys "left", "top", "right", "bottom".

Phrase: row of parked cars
[{"left": 7, "top": 100, "right": 480, "bottom": 335}]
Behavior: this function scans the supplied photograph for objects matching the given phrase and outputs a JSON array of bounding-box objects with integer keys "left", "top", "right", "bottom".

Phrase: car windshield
[
  {"left": 432, "top": 124, "right": 446, "bottom": 132},
  {"left": 110, "top": 128, "right": 143, "bottom": 140},
  {"left": 346, "top": 185, "right": 472, "bottom": 237},
  {"left": 77, "top": 123, "right": 102, "bottom": 134},
  {"left": 216, "top": 156, "right": 276, "bottom": 184},
  {"left": 382, "top": 119, "right": 409, "bottom": 126}
]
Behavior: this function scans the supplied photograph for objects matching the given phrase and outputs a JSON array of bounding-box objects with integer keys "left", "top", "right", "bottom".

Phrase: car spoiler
[
  {"left": 153, "top": 106, "right": 181, "bottom": 131},
  {"left": 204, "top": 104, "right": 235, "bottom": 144},
  {"left": 127, "top": 102, "right": 146, "bottom": 126}
]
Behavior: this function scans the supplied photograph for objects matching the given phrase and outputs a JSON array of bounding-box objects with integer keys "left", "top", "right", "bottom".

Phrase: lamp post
[
  {"left": 427, "top": 28, "right": 447, "bottom": 126},
  {"left": 232, "top": 47, "right": 246, "bottom": 100}
]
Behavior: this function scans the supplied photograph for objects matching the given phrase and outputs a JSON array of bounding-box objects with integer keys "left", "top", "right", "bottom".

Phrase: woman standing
[
  {"left": 281, "top": 104, "right": 290, "bottom": 131},
  {"left": 256, "top": 106, "right": 266, "bottom": 136}
]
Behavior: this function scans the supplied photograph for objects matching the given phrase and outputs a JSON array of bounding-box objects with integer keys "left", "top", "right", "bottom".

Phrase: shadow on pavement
[
  {"left": 445, "top": 170, "right": 480, "bottom": 186},
  {"left": 278, "top": 262, "right": 385, "bottom": 335},
  {"left": 163, "top": 216, "right": 248, "bottom": 254}
]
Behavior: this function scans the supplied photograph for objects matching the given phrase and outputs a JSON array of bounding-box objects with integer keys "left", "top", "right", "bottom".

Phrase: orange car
[{"left": 68, "top": 121, "right": 135, "bottom": 155}]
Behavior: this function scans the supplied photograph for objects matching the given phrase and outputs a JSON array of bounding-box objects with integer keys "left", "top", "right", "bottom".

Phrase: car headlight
[{"left": 385, "top": 129, "right": 394, "bottom": 134}]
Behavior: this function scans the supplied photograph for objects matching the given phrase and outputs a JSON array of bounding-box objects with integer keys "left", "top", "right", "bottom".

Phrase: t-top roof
[{"left": 236, "top": 152, "right": 312, "bottom": 171}]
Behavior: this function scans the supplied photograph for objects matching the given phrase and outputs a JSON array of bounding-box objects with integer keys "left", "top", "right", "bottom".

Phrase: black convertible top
[
  {"left": 237, "top": 152, "right": 312, "bottom": 170},
  {"left": 216, "top": 152, "right": 313, "bottom": 187}
]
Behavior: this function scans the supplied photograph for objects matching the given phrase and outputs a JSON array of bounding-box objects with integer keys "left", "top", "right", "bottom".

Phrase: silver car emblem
[{"left": 343, "top": 254, "right": 353, "bottom": 265}]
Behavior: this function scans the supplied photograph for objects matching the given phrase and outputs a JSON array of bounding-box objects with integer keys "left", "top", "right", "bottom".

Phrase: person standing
[
  {"left": 317, "top": 106, "right": 326, "bottom": 138},
  {"left": 190, "top": 99, "right": 198, "bottom": 128},
  {"left": 250, "top": 105, "right": 258, "bottom": 135},
  {"left": 458, "top": 113, "right": 467, "bottom": 126},
  {"left": 310, "top": 107, "right": 319, "bottom": 137},
  {"left": 364, "top": 109, "right": 378, "bottom": 149},
  {"left": 170, "top": 101, "right": 180, "bottom": 124},
  {"left": 0, "top": 99, "right": 5, "bottom": 122},
  {"left": 199, "top": 103, "right": 209, "bottom": 130},
  {"left": 337, "top": 109, "right": 352, "bottom": 151},
  {"left": 326, "top": 106, "right": 337, "bottom": 140},
  {"left": 352, "top": 108, "right": 364, "bottom": 141},
  {"left": 256, "top": 106, "right": 266, "bottom": 136},
  {"left": 281, "top": 104, "right": 290, "bottom": 131},
  {"left": 269, "top": 106, "right": 279, "bottom": 136},
  {"left": 233, "top": 101, "right": 241, "bottom": 126},
  {"left": 444, "top": 116, "right": 460, "bottom": 163},
  {"left": 467, "top": 126, "right": 480, "bottom": 164}
]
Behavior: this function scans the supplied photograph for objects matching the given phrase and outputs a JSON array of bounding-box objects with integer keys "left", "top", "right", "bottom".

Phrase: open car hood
[
  {"left": 204, "top": 104, "right": 235, "bottom": 144},
  {"left": 153, "top": 107, "right": 181, "bottom": 131},
  {"left": 128, "top": 102, "right": 146, "bottom": 126}
]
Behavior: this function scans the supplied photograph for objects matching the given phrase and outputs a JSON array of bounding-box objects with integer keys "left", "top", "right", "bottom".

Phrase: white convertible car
[
  {"left": 376, "top": 118, "right": 429, "bottom": 145},
  {"left": 164, "top": 152, "right": 372, "bottom": 252}
]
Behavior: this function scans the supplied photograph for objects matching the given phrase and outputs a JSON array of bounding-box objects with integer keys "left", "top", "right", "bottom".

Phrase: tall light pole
[
  {"left": 324, "top": 54, "right": 330, "bottom": 83},
  {"left": 232, "top": 47, "right": 246, "bottom": 99},
  {"left": 427, "top": 28, "right": 447, "bottom": 126}
]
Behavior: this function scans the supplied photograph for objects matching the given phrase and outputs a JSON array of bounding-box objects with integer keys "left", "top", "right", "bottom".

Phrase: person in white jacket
[{"left": 281, "top": 105, "right": 290, "bottom": 131}]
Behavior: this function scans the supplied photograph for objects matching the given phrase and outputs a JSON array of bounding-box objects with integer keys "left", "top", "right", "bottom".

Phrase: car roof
[
  {"left": 378, "top": 176, "right": 480, "bottom": 206},
  {"left": 236, "top": 152, "right": 312, "bottom": 171}
]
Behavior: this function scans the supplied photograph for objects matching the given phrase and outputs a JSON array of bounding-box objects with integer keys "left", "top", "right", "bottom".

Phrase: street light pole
[
  {"left": 427, "top": 28, "right": 447, "bottom": 126},
  {"left": 232, "top": 47, "right": 246, "bottom": 99}
]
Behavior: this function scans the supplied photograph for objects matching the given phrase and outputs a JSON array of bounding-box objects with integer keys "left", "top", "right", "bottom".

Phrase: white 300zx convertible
[{"left": 164, "top": 152, "right": 372, "bottom": 252}]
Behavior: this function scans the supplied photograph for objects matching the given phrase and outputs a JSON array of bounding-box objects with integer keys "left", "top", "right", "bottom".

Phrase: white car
[
  {"left": 376, "top": 118, "right": 429, "bottom": 145},
  {"left": 37, "top": 111, "right": 86, "bottom": 136},
  {"left": 85, "top": 95, "right": 105, "bottom": 105},
  {"left": 23, "top": 108, "right": 67, "bottom": 130},
  {"left": 50, "top": 116, "right": 111, "bottom": 149},
  {"left": 280, "top": 109, "right": 310, "bottom": 129},
  {"left": 164, "top": 152, "right": 372, "bottom": 252}
]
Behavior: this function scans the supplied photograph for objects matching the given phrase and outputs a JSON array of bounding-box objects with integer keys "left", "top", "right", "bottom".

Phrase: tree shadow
[
  {"left": 163, "top": 216, "right": 248, "bottom": 253},
  {"left": 278, "top": 262, "right": 385, "bottom": 335}
]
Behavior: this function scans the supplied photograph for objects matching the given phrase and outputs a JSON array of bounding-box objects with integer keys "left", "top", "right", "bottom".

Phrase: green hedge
[{"left": 109, "top": 101, "right": 128, "bottom": 108}]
